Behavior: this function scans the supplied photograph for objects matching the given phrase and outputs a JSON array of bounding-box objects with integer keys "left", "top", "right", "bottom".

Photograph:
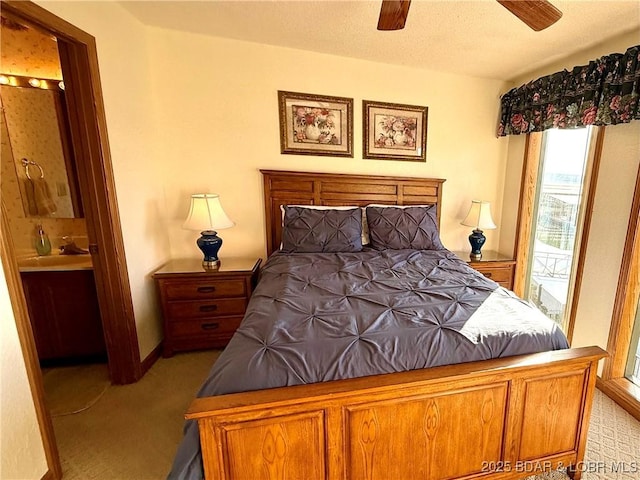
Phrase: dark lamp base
[
  {"left": 468, "top": 229, "right": 486, "bottom": 259},
  {"left": 197, "top": 230, "right": 223, "bottom": 270}
]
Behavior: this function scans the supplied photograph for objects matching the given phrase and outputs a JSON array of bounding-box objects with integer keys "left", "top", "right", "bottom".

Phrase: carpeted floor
[
  {"left": 46, "top": 351, "right": 640, "bottom": 479},
  {"left": 48, "top": 350, "right": 220, "bottom": 479},
  {"left": 43, "top": 364, "right": 110, "bottom": 417},
  {"left": 581, "top": 388, "right": 640, "bottom": 480}
]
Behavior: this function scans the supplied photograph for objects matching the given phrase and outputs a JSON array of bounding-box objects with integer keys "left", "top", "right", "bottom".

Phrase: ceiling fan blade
[
  {"left": 377, "top": 0, "right": 412, "bottom": 31},
  {"left": 497, "top": 0, "right": 562, "bottom": 31}
]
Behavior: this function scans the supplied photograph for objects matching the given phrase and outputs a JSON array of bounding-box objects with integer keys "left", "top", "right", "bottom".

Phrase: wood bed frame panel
[{"left": 186, "top": 170, "right": 606, "bottom": 480}]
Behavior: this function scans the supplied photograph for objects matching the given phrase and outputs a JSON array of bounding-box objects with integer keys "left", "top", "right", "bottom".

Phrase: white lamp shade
[
  {"left": 183, "top": 194, "right": 235, "bottom": 231},
  {"left": 461, "top": 200, "right": 497, "bottom": 230}
]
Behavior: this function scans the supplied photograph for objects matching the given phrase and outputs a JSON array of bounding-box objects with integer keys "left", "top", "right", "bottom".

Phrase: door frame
[{"left": 2, "top": 1, "right": 141, "bottom": 383}]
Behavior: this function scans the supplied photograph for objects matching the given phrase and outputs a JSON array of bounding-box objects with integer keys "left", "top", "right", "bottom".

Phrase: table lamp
[
  {"left": 183, "top": 194, "right": 234, "bottom": 269},
  {"left": 461, "top": 200, "right": 496, "bottom": 260}
]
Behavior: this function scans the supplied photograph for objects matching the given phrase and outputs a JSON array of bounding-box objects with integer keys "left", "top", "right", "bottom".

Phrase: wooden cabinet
[
  {"left": 153, "top": 257, "right": 261, "bottom": 357},
  {"left": 454, "top": 250, "right": 516, "bottom": 290},
  {"left": 21, "top": 270, "right": 106, "bottom": 363}
]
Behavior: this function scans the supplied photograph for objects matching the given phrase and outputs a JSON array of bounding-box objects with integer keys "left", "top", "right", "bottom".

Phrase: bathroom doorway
[
  {"left": 1, "top": 1, "right": 141, "bottom": 382},
  {"left": 1, "top": 2, "right": 142, "bottom": 476},
  {"left": 0, "top": 17, "right": 108, "bottom": 369}
]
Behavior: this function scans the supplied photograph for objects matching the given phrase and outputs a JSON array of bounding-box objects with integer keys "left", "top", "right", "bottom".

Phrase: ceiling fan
[{"left": 377, "top": 0, "right": 563, "bottom": 32}]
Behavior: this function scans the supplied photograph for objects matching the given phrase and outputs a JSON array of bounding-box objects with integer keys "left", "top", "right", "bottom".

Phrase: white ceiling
[{"left": 121, "top": 0, "right": 640, "bottom": 81}]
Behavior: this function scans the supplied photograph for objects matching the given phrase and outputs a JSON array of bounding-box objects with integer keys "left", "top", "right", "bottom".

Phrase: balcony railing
[{"left": 531, "top": 251, "right": 572, "bottom": 279}]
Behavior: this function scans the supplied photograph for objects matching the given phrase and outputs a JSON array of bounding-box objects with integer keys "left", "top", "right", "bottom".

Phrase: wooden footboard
[{"left": 187, "top": 346, "right": 606, "bottom": 480}]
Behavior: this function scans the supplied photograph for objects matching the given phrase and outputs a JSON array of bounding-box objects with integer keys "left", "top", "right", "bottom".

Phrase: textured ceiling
[{"left": 121, "top": 0, "right": 640, "bottom": 81}]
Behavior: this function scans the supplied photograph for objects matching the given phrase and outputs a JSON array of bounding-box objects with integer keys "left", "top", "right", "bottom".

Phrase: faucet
[{"left": 59, "top": 236, "right": 89, "bottom": 255}]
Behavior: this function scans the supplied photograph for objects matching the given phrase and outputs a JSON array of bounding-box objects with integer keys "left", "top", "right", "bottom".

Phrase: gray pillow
[
  {"left": 366, "top": 205, "right": 444, "bottom": 250},
  {"left": 281, "top": 206, "right": 363, "bottom": 253}
]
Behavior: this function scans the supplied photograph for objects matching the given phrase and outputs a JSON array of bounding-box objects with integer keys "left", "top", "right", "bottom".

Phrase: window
[{"left": 519, "top": 127, "right": 597, "bottom": 334}]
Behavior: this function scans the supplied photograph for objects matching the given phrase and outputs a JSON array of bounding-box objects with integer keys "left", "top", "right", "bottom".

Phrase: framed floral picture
[
  {"left": 278, "top": 91, "right": 353, "bottom": 157},
  {"left": 363, "top": 100, "right": 428, "bottom": 162}
]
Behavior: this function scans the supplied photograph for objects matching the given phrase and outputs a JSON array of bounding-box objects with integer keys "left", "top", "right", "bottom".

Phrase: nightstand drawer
[
  {"left": 453, "top": 251, "right": 516, "bottom": 292},
  {"left": 167, "top": 298, "right": 247, "bottom": 318},
  {"left": 168, "top": 316, "right": 243, "bottom": 338},
  {"left": 474, "top": 266, "right": 513, "bottom": 284},
  {"left": 163, "top": 279, "right": 246, "bottom": 300}
]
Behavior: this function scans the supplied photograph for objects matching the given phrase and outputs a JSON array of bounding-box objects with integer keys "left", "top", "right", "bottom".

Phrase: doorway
[
  {"left": 1, "top": 2, "right": 141, "bottom": 478},
  {"left": 0, "top": 18, "right": 108, "bottom": 369},
  {"left": 2, "top": 1, "right": 141, "bottom": 382}
]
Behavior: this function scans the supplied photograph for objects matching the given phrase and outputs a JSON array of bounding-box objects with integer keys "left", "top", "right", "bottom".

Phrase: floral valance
[{"left": 498, "top": 45, "right": 640, "bottom": 136}]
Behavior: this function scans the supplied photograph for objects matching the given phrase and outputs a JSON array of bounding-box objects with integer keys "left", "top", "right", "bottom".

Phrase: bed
[{"left": 170, "top": 170, "right": 606, "bottom": 480}]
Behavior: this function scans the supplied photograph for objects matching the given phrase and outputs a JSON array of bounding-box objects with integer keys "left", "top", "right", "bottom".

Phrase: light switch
[{"left": 56, "top": 182, "right": 68, "bottom": 196}]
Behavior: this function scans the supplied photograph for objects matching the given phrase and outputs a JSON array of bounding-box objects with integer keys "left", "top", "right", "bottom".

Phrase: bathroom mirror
[{"left": 0, "top": 81, "right": 83, "bottom": 218}]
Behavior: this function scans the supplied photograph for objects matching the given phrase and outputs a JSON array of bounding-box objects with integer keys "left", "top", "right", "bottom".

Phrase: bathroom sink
[{"left": 17, "top": 254, "right": 93, "bottom": 272}]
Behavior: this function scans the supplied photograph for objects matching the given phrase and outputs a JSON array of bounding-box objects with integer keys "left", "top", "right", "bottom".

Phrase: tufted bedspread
[{"left": 168, "top": 248, "right": 569, "bottom": 479}]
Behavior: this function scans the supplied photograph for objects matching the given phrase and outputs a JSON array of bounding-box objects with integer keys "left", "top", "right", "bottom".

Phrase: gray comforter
[{"left": 168, "top": 248, "right": 569, "bottom": 479}]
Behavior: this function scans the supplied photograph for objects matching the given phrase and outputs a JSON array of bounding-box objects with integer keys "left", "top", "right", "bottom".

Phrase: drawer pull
[
  {"left": 484, "top": 272, "right": 493, "bottom": 278},
  {"left": 201, "top": 322, "right": 219, "bottom": 330},
  {"left": 199, "top": 304, "right": 218, "bottom": 312},
  {"left": 197, "top": 286, "right": 216, "bottom": 293}
]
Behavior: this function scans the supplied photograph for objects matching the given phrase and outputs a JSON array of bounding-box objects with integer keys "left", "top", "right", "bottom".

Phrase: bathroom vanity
[{"left": 19, "top": 254, "right": 106, "bottom": 364}]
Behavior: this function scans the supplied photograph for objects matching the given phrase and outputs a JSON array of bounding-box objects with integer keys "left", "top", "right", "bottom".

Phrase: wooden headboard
[{"left": 261, "top": 170, "right": 446, "bottom": 256}]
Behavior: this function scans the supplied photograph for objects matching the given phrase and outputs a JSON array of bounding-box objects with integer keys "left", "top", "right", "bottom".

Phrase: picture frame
[
  {"left": 278, "top": 91, "right": 353, "bottom": 157},
  {"left": 363, "top": 100, "right": 428, "bottom": 162}
]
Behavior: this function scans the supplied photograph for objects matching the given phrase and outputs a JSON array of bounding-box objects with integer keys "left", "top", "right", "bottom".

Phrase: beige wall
[
  {"left": 148, "top": 29, "right": 511, "bottom": 260},
  {"left": 509, "top": 30, "right": 640, "bottom": 87},
  {"left": 0, "top": 260, "right": 48, "bottom": 479},
  {"left": 572, "top": 122, "right": 640, "bottom": 351},
  {"left": 500, "top": 31, "right": 640, "bottom": 353}
]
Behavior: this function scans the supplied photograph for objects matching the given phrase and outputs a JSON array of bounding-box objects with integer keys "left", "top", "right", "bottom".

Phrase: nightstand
[
  {"left": 153, "top": 257, "right": 261, "bottom": 357},
  {"left": 453, "top": 250, "right": 516, "bottom": 290}
]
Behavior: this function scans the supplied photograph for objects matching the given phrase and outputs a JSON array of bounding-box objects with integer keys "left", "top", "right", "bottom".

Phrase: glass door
[{"left": 523, "top": 127, "right": 595, "bottom": 333}]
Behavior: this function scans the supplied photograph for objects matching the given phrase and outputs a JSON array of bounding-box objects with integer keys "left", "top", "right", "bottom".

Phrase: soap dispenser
[{"left": 34, "top": 224, "right": 52, "bottom": 256}]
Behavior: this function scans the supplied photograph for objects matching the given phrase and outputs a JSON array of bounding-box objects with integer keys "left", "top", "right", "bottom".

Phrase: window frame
[{"left": 513, "top": 127, "right": 605, "bottom": 342}]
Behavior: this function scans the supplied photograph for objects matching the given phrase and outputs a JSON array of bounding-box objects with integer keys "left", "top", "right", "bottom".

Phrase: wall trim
[
  {"left": 40, "top": 469, "right": 55, "bottom": 480},
  {"left": 140, "top": 342, "right": 163, "bottom": 376},
  {"left": 512, "top": 132, "right": 541, "bottom": 297},
  {"left": 597, "top": 376, "right": 640, "bottom": 422}
]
